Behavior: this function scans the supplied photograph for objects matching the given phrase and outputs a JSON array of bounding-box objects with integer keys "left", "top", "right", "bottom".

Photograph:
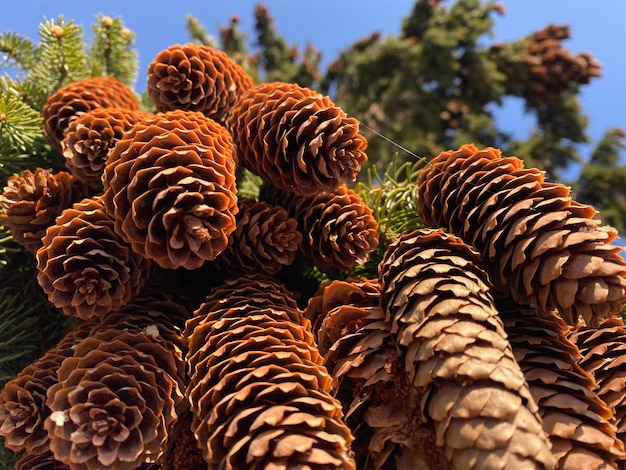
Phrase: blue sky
[{"left": 1, "top": 0, "right": 624, "bottom": 165}]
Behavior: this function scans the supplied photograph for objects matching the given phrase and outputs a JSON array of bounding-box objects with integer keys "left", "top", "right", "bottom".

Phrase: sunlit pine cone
[
  {"left": 45, "top": 327, "right": 181, "bottom": 469},
  {"left": 0, "top": 323, "right": 93, "bottom": 457},
  {"left": 0, "top": 168, "right": 85, "bottom": 254},
  {"left": 184, "top": 273, "right": 356, "bottom": 469},
  {"left": 42, "top": 76, "right": 139, "bottom": 153},
  {"left": 62, "top": 108, "right": 150, "bottom": 191},
  {"left": 102, "top": 110, "right": 238, "bottom": 270},
  {"left": 417, "top": 143, "right": 626, "bottom": 327},
  {"left": 36, "top": 196, "right": 152, "bottom": 321},
  {"left": 211, "top": 197, "right": 302, "bottom": 276},
  {"left": 568, "top": 317, "right": 626, "bottom": 452},
  {"left": 304, "top": 278, "right": 451, "bottom": 469},
  {"left": 498, "top": 299, "right": 625, "bottom": 468},
  {"left": 147, "top": 43, "right": 253, "bottom": 124},
  {"left": 228, "top": 81, "right": 368, "bottom": 196},
  {"left": 378, "top": 228, "right": 555, "bottom": 469},
  {"left": 290, "top": 184, "right": 379, "bottom": 273}
]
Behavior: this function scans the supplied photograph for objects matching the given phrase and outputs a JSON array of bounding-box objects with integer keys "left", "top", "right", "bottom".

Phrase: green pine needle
[{"left": 0, "top": 32, "right": 35, "bottom": 72}]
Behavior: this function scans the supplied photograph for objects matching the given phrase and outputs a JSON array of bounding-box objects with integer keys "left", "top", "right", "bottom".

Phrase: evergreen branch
[
  {"left": 186, "top": 15, "right": 219, "bottom": 47},
  {"left": 0, "top": 438, "right": 17, "bottom": 470},
  {"left": 0, "top": 32, "right": 35, "bottom": 71},
  {"left": 88, "top": 15, "right": 138, "bottom": 87}
]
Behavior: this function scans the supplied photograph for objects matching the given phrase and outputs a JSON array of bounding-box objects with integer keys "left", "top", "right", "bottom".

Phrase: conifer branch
[
  {"left": 0, "top": 32, "right": 35, "bottom": 71},
  {"left": 88, "top": 15, "right": 138, "bottom": 87}
]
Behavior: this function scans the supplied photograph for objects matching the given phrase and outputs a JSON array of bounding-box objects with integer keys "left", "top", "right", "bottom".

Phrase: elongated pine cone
[
  {"left": 62, "top": 107, "right": 150, "bottom": 190},
  {"left": 228, "top": 81, "right": 368, "bottom": 196},
  {"left": 379, "top": 228, "right": 555, "bottom": 469},
  {"left": 0, "top": 323, "right": 93, "bottom": 456},
  {"left": 147, "top": 43, "right": 253, "bottom": 123},
  {"left": 0, "top": 168, "right": 84, "bottom": 253},
  {"left": 498, "top": 299, "right": 625, "bottom": 468},
  {"left": 417, "top": 143, "right": 626, "bottom": 326},
  {"left": 211, "top": 197, "right": 302, "bottom": 276},
  {"left": 568, "top": 317, "right": 626, "bottom": 451},
  {"left": 184, "top": 274, "right": 356, "bottom": 468},
  {"left": 289, "top": 184, "right": 379, "bottom": 273},
  {"left": 42, "top": 76, "right": 139, "bottom": 153},
  {"left": 304, "top": 278, "right": 451, "bottom": 470},
  {"left": 36, "top": 196, "right": 152, "bottom": 320},
  {"left": 45, "top": 327, "right": 181, "bottom": 469},
  {"left": 102, "top": 110, "right": 238, "bottom": 270}
]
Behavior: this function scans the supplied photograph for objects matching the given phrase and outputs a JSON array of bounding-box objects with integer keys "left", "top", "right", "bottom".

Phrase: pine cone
[
  {"left": 184, "top": 274, "right": 356, "bottom": 469},
  {"left": 291, "top": 184, "right": 379, "bottom": 273},
  {"left": 45, "top": 328, "right": 180, "bottom": 469},
  {"left": 102, "top": 110, "right": 238, "bottom": 270},
  {"left": 379, "top": 228, "right": 555, "bottom": 469},
  {"left": 0, "top": 323, "right": 93, "bottom": 456},
  {"left": 16, "top": 449, "right": 70, "bottom": 470},
  {"left": 211, "top": 197, "right": 302, "bottom": 276},
  {"left": 499, "top": 299, "right": 625, "bottom": 468},
  {"left": 62, "top": 108, "right": 150, "bottom": 191},
  {"left": 160, "top": 409, "right": 206, "bottom": 470},
  {"left": 417, "top": 143, "right": 626, "bottom": 326},
  {"left": 42, "top": 76, "right": 139, "bottom": 153},
  {"left": 36, "top": 196, "right": 152, "bottom": 321},
  {"left": 304, "top": 278, "right": 451, "bottom": 469},
  {"left": 228, "top": 81, "right": 368, "bottom": 196},
  {"left": 146, "top": 43, "right": 253, "bottom": 124},
  {"left": 568, "top": 317, "right": 626, "bottom": 451},
  {"left": 0, "top": 168, "right": 84, "bottom": 253}
]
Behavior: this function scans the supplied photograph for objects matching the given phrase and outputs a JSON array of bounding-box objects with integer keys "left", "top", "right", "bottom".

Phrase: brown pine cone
[
  {"left": 42, "top": 76, "right": 139, "bottom": 153},
  {"left": 304, "top": 278, "right": 451, "bottom": 470},
  {"left": 499, "top": 299, "right": 625, "bottom": 468},
  {"left": 36, "top": 196, "right": 152, "bottom": 321},
  {"left": 568, "top": 317, "right": 626, "bottom": 452},
  {"left": 62, "top": 108, "right": 150, "bottom": 191},
  {"left": 378, "top": 228, "right": 555, "bottom": 469},
  {"left": 228, "top": 81, "right": 368, "bottom": 196},
  {"left": 211, "top": 197, "right": 302, "bottom": 276},
  {"left": 183, "top": 273, "right": 356, "bottom": 469},
  {"left": 291, "top": 184, "right": 379, "bottom": 273},
  {"left": 102, "top": 110, "right": 238, "bottom": 270},
  {"left": 0, "top": 323, "right": 93, "bottom": 456},
  {"left": 417, "top": 143, "right": 626, "bottom": 327},
  {"left": 16, "top": 449, "right": 70, "bottom": 470},
  {"left": 146, "top": 43, "right": 253, "bottom": 124},
  {"left": 45, "top": 328, "right": 181, "bottom": 469},
  {"left": 0, "top": 168, "right": 85, "bottom": 253}
]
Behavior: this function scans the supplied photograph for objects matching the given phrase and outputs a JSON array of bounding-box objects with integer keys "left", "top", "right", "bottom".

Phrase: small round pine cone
[
  {"left": 183, "top": 274, "right": 356, "bottom": 469},
  {"left": 229, "top": 81, "right": 368, "bottom": 196},
  {"left": 36, "top": 196, "right": 152, "bottom": 321},
  {"left": 212, "top": 197, "right": 302, "bottom": 276},
  {"left": 292, "top": 184, "right": 379, "bottom": 273},
  {"left": 102, "top": 110, "right": 238, "bottom": 270},
  {"left": 62, "top": 107, "right": 150, "bottom": 191},
  {"left": 42, "top": 76, "right": 139, "bottom": 153},
  {"left": 45, "top": 328, "right": 180, "bottom": 469},
  {"left": 147, "top": 43, "right": 253, "bottom": 123},
  {"left": 417, "top": 143, "right": 626, "bottom": 327},
  {"left": 0, "top": 168, "right": 85, "bottom": 253}
]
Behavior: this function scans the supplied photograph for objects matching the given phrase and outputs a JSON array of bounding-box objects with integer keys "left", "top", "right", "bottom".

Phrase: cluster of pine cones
[{"left": 0, "top": 41, "right": 625, "bottom": 470}]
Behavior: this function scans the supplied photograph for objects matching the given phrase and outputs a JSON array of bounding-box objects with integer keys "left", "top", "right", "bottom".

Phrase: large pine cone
[
  {"left": 42, "top": 76, "right": 139, "bottom": 153},
  {"left": 304, "top": 278, "right": 451, "bottom": 470},
  {"left": 0, "top": 168, "right": 84, "bottom": 253},
  {"left": 184, "top": 274, "right": 356, "bottom": 469},
  {"left": 36, "top": 197, "right": 152, "bottom": 320},
  {"left": 146, "top": 43, "right": 253, "bottom": 124},
  {"left": 211, "top": 197, "right": 302, "bottom": 276},
  {"left": 45, "top": 328, "right": 181, "bottom": 469},
  {"left": 228, "top": 81, "right": 368, "bottom": 196},
  {"left": 568, "top": 317, "right": 626, "bottom": 452},
  {"left": 379, "top": 228, "right": 555, "bottom": 469},
  {"left": 499, "top": 299, "right": 625, "bottom": 468},
  {"left": 16, "top": 449, "right": 70, "bottom": 470},
  {"left": 102, "top": 110, "right": 238, "bottom": 270},
  {"left": 417, "top": 143, "right": 626, "bottom": 327},
  {"left": 0, "top": 323, "right": 93, "bottom": 456},
  {"left": 289, "top": 184, "right": 379, "bottom": 273},
  {"left": 62, "top": 107, "right": 150, "bottom": 190}
]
